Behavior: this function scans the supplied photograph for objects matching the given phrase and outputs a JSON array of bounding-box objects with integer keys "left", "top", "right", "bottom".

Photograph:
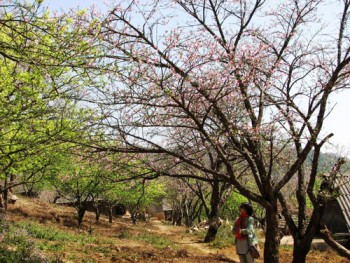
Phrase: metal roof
[{"left": 334, "top": 175, "right": 350, "bottom": 232}]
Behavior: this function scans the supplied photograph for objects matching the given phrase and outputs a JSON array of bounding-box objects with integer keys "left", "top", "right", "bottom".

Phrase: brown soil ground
[{"left": 4, "top": 197, "right": 349, "bottom": 263}]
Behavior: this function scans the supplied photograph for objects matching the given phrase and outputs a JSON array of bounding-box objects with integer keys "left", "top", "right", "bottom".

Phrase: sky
[
  {"left": 43, "top": 0, "right": 102, "bottom": 11},
  {"left": 42, "top": 0, "right": 350, "bottom": 155}
]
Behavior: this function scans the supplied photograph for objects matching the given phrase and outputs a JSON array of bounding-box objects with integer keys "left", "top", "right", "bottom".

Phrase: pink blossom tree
[{"left": 86, "top": 1, "right": 350, "bottom": 262}]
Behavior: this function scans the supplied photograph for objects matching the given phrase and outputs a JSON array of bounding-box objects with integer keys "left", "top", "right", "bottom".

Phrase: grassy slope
[
  {"left": 2, "top": 197, "right": 235, "bottom": 263},
  {"left": 0, "top": 197, "right": 348, "bottom": 263}
]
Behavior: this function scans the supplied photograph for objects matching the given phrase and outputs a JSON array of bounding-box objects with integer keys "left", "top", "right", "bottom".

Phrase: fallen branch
[{"left": 319, "top": 223, "right": 350, "bottom": 259}]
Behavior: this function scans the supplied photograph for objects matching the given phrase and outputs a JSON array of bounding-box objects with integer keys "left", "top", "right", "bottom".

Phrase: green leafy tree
[
  {"left": 51, "top": 151, "right": 106, "bottom": 226},
  {"left": 102, "top": 176, "right": 165, "bottom": 224},
  {"left": 0, "top": 0, "right": 98, "bottom": 208}
]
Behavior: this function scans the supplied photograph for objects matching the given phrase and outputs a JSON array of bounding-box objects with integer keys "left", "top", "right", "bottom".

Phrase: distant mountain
[{"left": 307, "top": 151, "right": 350, "bottom": 175}]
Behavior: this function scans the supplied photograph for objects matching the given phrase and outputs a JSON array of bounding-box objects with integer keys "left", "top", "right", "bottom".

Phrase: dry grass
[
  {"left": 2, "top": 197, "right": 349, "bottom": 263},
  {"left": 5, "top": 197, "right": 238, "bottom": 262},
  {"left": 278, "top": 246, "right": 349, "bottom": 263}
]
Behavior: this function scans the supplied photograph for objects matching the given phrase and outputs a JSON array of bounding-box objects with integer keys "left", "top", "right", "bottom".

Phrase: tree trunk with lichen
[{"left": 204, "top": 181, "right": 222, "bottom": 243}]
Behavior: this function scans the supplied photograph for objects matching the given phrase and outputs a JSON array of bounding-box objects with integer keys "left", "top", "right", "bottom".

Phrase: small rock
[{"left": 191, "top": 226, "right": 199, "bottom": 232}]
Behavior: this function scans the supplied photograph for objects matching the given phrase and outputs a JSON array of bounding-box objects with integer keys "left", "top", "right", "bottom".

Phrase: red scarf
[{"left": 235, "top": 214, "right": 248, "bottom": 240}]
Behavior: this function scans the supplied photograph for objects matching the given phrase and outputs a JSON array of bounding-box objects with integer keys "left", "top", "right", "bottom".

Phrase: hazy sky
[
  {"left": 43, "top": 0, "right": 101, "bottom": 11},
  {"left": 42, "top": 0, "right": 350, "bottom": 155}
]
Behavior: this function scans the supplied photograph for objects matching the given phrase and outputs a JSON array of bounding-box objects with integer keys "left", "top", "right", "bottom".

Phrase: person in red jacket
[{"left": 233, "top": 202, "right": 259, "bottom": 263}]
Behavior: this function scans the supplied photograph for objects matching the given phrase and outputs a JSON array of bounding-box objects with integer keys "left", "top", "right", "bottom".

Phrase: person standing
[{"left": 233, "top": 202, "right": 259, "bottom": 263}]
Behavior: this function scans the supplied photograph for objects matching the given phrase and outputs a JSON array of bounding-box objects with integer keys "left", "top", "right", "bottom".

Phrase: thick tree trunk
[
  {"left": 53, "top": 192, "right": 61, "bottom": 204},
  {"left": 264, "top": 207, "right": 280, "bottom": 263},
  {"left": 175, "top": 211, "right": 182, "bottom": 226},
  {"left": 53, "top": 196, "right": 60, "bottom": 204},
  {"left": 172, "top": 212, "right": 177, "bottom": 225},
  {"left": 292, "top": 240, "right": 311, "bottom": 263},
  {"left": 290, "top": 212, "right": 319, "bottom": 263},
  {"left": 172, "top": 207, "right": 182, "bottom": 226},
  {"left": 204, "top": 180, "right": 221, "bottom": 243},
  {"left": 95, "top": 207, "right": 101, "bottom": 223},
  {"left": 278, "top": 192, "right": 313, "bottom": 263},
  {"left": 182, "top": 200, "right": 191, "bottom": 227},
  {"left": 131, "top": 212, "right": 137, "bottom": 224},
  {"left": 3, "top": 190, "right": 8, "bottom": 210},
  {"left": 204, "top": 215, "right": 222, "bottom": 242},
  {"left": 3, "top": 179, "right": 8, "bottom": 210},
  {"left": 0, "top": 187, "right": 3, "bottom": 208},
  {"left": 77, "top": 208, "right": 86, "bottom": 226},
  {"left": 108, "top": 207, "right": 113, "bottom": 223}
]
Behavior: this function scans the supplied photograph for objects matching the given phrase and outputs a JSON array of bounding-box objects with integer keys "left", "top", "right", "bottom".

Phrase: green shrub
[
  {"left": 208, "top": 224, "right": 235, "bottom": 249},
  {"left": 0, "top": 226, "right": 45, "bottom": 263},
  {"left": 190, "top": 224, "right": 235, "bottom": 249}
]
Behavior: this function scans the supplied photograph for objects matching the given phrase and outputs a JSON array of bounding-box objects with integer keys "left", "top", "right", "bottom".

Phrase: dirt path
[{"left": 151, "top": 220, "right": 240, "bottom": 262}]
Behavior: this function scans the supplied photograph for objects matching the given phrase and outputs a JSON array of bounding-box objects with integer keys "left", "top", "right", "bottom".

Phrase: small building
[
  {"left": 322, "top": 175, "right": 350, "bottom": 232},
  {"left": 322, "top": 175, "right": 350, "bottom": 247},
  {"left": 162, "top": 200, "right": 173, "bottom": 221},
  {"left": 147, "top": 201, "right": 164, "bottom": 219}
]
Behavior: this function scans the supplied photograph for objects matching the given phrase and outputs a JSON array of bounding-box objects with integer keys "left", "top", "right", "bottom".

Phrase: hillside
[{"left": 0, "top": 196, "right": 347, "bottom": 263}]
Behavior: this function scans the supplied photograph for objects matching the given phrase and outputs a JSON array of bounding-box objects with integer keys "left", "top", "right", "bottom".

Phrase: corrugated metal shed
[{"left": 334, "top": 175, "right": 350, "bottom": 232}]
